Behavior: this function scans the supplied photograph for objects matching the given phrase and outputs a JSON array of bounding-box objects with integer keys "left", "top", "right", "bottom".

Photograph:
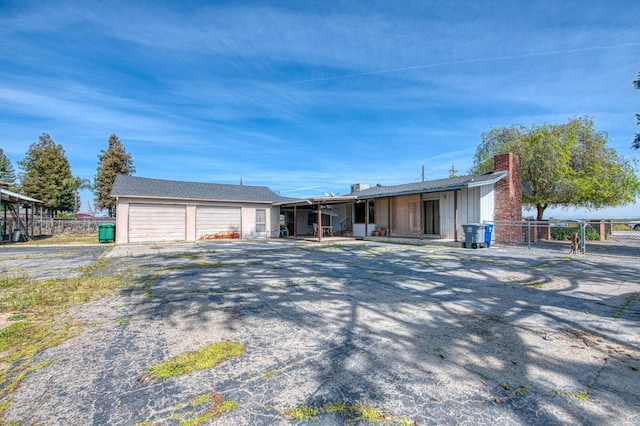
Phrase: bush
[{"left": 550, "top": 226, "right": 600, "bottom": 241}]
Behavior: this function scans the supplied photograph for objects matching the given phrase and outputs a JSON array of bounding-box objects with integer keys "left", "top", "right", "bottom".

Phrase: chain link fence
[
  {"left": 2, "top": 217, "right": 115, "bottom": 240},
  {"left": 488, "top": 220, "right": 640, "bottom": 257}
]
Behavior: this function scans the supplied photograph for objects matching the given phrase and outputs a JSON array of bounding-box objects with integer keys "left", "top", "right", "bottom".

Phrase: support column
[
  {"left": 365, "top": 200, "right": 369, "bottom": 237},
  {"left": 317, "top": 203, "right": 322, "bottom": 241}
]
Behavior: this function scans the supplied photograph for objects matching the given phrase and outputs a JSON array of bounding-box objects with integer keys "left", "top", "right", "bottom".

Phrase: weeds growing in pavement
[
  {"left": 0, "top": 259, "right": 124, "bottom": 416},
  {"left": 146, "top": 341, "right": 244, "bottom": 380}
]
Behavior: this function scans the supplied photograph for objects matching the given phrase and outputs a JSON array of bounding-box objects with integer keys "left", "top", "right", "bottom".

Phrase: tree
[
  {"left": 94, "top": 134, "right": 135, "bottom": 217},
  {"left": 633, "top": 72, "right": 640, "bottom": 149},
  {"left": 18, "top": 133, "right": 75, "bottom": 216},
  {"left": 472, "top": 116, "right": 640, "bottom": 220},
  {"left": 68, "top": 176, "right": 93, "bottom": 214},
  {"left": 0, "top": 148, "right": 17, "bottom": 186}
]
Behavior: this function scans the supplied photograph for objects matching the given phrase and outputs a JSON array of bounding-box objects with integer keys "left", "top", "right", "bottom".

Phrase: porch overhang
[{"left": 277, "top": 195, "right": 357, "bottom": 208}]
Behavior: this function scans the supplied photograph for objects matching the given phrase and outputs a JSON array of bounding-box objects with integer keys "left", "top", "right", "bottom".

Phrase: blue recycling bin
[{"left": 485, "top": 224, "right": 494, "bottom": 248}]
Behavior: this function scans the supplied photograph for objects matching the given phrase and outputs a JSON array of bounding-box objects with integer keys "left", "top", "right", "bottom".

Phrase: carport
[
  {"left": 0, "top": 186, "right": 44, "bottom": 242},
  {"left": 278, "top": 196, "right": 356, "bottom": 241}
]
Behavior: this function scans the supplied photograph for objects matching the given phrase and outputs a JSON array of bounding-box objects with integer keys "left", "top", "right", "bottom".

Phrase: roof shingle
[
  {"left": 348, "top": 171, "right": 508, "bottom": 199},
  {"left": 110, "top": 175, "right": 299, "bottom": 204}
]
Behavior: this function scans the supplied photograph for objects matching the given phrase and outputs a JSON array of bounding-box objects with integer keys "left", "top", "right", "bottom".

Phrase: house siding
[{"left": 391, "top": 194, "right": 421, "bottom": 236}]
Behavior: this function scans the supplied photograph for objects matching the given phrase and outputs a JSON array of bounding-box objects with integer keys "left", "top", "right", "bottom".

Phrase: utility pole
[{"left": 421, "top": 165, "right": 424, "bottom": 182}]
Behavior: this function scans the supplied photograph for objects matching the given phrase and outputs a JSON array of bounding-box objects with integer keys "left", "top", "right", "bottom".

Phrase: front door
[{"left": 424, "top": 200, "right": 440, "bottom": 235}]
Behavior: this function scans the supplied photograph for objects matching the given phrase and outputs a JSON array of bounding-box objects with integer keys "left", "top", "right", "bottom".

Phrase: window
[{"left": 255, "top": 209, "right": 266, "bottom": 234}]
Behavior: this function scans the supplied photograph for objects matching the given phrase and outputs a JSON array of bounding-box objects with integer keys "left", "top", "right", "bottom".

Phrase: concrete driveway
[{"left": 3, "top": 240, "right": 639, "bottom": 425}]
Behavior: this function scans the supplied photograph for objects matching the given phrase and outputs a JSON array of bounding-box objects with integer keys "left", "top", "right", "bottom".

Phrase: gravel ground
[{"left": 2, "top": 240, "right": 639, "bottom": 425}]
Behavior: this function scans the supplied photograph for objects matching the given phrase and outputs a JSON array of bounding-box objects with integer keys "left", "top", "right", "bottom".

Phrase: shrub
[{"left": 550, "top": 226, "right": 600, "bottom": 241}]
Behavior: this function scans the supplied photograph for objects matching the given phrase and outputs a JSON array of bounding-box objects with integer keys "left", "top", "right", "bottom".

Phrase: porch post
[
  {"left": 365, "top": 200, "right": 369, "bottom": 237},
  {"left": 25, "top": 204, "right": 30, "bottom": 239},
  {"left": 387, "top": 197, "right": 391, "bottom": 237},
  {"left": 420, "top": 195, "right": 424, "bottom": 236},
  {"left": 293, "top": 206, "right": 297, "bottom": 238},
  {"left": 317, "top": 203, "right": 322, "bottom": 241}
]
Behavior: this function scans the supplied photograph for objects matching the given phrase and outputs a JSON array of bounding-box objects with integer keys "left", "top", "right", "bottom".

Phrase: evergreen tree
[
  {"left": 94, "top": 134, "right": 135, "bottom": 217},
  {"left": 18, "top": 133, "right": 75, "bottom": 216},
  {"left": 0, "top": 148, "right": 17, "bottom": 186}
]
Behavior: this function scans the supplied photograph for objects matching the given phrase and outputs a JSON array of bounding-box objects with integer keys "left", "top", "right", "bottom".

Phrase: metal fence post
[
  {"left": 527, "top": 221, "right": 531, "bottom": 250},
  {"left": 580, "top": 221, "right": 586, "bottom": 254}
]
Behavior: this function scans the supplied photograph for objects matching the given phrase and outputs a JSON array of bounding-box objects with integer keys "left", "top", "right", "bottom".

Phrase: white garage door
[
  {"left": 197, "top": 206, "right": 241, "bottom": 239},
  {"left": 128, "top": 204, "right": 186, "bottom": 243}
]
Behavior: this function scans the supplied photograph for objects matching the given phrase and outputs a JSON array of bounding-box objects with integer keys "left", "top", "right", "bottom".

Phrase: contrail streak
[{"left": 279, "top": 42, "right": 640, "bottom": 86}]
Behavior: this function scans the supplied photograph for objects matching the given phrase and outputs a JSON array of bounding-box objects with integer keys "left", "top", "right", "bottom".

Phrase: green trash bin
[{"left": 98, "top": 223, "right": 115, "bottom": 243}]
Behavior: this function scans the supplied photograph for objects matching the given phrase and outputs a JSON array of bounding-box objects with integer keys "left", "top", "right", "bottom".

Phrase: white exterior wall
[
  {"left": 458, "top": 187, "right": 481, "bottom": 225},
  {"left": 479, "top": 185, "right": 496, "bottom": 223},
  {"left": 269, "top": 206, "right": 280, "bottom": 237},
  {"left": 114, "top": 197, "right": 277, "bottom": 243}
]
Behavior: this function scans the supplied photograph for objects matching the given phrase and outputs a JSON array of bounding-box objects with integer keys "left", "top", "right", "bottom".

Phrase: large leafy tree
[
  {"left": 633, "top": 72, "right": 640, "bottom": 149},
  {"left": 18, "top": 133, "right": 75, "bottom": 216},
  {"left": 472, "top": 116, "right": 640, "bottom": 220},
  {"left": 0, "top": 148, "right": 17, "bottom": 186},
  {"left": 94, "top": 133, "right": 135, "bottom": 217}
]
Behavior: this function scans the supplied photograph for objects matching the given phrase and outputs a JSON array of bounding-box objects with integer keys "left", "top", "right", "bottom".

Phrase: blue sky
[{"left": 1, "top": 1, "right": 639, "bottom": 218}]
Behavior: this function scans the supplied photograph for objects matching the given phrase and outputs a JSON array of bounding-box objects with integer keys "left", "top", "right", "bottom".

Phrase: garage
[
  {"left": 128, "top": 203, "right": 186, "bottom": 243},
  {"left": 111, "top": 175, "right": 294, "bottom": 244},
  {"left": 196, "top": 206, "right": 241, "bottom": 239}
]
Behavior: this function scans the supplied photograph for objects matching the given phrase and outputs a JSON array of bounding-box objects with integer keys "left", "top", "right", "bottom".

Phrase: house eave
[{"left": 114, "top": 194, "right": 276, "bottom": 204}]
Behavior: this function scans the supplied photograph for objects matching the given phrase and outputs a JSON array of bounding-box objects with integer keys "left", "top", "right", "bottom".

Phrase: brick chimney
[{"left": 493, "top": 153, "right": 522, "bottom": 243}]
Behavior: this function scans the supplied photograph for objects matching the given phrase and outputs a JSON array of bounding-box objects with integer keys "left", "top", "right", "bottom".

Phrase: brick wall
[{"left": 494, "top": 153, "right": 523, "bottom": 243}]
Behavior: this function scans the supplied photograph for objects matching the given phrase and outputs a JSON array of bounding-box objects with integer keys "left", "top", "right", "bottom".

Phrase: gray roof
[
  {"left": 348, "top": 171, "right": 508, "bottom": 199},
  {"left": 110, "top": 175, "right": 300, "bottom": 204}
]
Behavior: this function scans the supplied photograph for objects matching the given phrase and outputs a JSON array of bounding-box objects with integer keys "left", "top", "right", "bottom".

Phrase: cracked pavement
[{"left": 2, "top": 240, "right": 639, "bottom": 425}]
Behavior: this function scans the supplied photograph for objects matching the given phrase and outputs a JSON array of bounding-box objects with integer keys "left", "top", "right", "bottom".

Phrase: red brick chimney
[{"left": 493, "top": 153, "right": 522, "bottom": 243}]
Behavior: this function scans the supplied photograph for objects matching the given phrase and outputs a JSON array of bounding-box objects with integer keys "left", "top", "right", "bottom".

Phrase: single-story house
[
  {"left": 344, "top": 153, "right": 523, "bottom": 243},
  {"left": 277, "top": 153, "right": 523, "bottom": 243},
  {"left": 110, "top": 175, "right": 298, "bottom": 243},
  {"left": 111, "top": 153, "right": 523, "bottom": 244}
]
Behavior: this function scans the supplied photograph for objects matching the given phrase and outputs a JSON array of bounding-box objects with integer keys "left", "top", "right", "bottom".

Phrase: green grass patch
[
  {"left": 572, "top": 391, "right": 590, "bottom": 401},
  {"left": 114, "top": 317, "right": 137, "bottom": 324},
  {"left": 7, "top": 313, "right": 26, "bottom": 321},
  {"left": 180, "top": 392, "right": 239, "bottom": 426},
  {"left": 613, "top": 293, "right": 638, "bottom": 319},
  {"left": 25, "top": 235, "right": 104, "bottom": 245},
  {"left": 353, "top": 402, "right": 390, "bottom": 423},
  {"left": 523, "top": 282, "right": 545, "bottom": 289},
  {"left": 317, "top": 400, "right": 413, "bottom": 424},
  {"left": 147, "top": 341, "right": 244, "bottom": 380},
  {"left": 76, "top": 258, "right": 112, "bottom": 273},
  {"left": 283, "top": 405, "right": 320, "bottom": 421},
  {"left": 0, "top": 259, "right": 124, "bottom": 413}
]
